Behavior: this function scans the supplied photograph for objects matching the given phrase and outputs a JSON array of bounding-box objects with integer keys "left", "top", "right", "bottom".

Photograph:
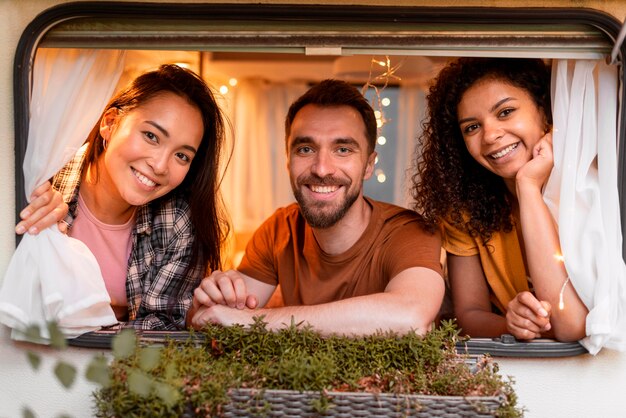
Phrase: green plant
[{"left": 93, "top": 319, "right": 522, "bottom": 417}]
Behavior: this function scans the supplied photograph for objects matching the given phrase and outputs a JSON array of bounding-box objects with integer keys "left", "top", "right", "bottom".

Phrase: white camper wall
[
  {"left": 0, "top": 3, "right": 96, "bottom": 416},
  {"left": 0, "top": 4, "right": 97, "bottom": 415}
]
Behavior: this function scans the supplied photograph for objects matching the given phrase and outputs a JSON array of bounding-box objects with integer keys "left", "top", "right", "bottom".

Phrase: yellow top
[{"left": 441, "top": 218, "right": 530, "bottom": 313}]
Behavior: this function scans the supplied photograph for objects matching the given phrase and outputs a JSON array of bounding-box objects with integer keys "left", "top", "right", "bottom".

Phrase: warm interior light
[
  {"left": 374, "top": 169, "right": 386, "bottom": 183},
  {"left": 554, "top": 253, "right": 565, "bottom": 262}
]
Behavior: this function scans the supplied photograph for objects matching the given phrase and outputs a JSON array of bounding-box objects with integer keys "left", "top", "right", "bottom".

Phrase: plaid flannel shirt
[{"left": 52, "top": 146, "right": 202, "bottom": 329}]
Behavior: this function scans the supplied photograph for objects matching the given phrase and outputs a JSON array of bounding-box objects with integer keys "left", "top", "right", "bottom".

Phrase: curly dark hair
[{"left": 412, "top": 57, "right": 552, "bottom": 244}]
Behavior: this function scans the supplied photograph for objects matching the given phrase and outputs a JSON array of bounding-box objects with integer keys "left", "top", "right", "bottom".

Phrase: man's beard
[{"left": 292, "top": 174, "right": 361, "bottom": 229}]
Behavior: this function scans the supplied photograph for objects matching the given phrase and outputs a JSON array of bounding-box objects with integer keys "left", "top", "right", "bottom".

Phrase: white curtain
[
  {"left": 545, "top": 59, "right": 626, "bottom": 354},
  {"left": 395, "top": 84, "right": 426, "bottom": 208},
  {"left": 0, "top": 48, "right": 125, "bottom": 340},
  {"left": 221, "top": 79, "right": 307, "bottom": 233}
]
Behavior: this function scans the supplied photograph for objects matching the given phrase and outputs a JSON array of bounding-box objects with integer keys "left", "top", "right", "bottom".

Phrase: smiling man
[{"left": 189, "top": 79, "right": 444, "bottom": 336}]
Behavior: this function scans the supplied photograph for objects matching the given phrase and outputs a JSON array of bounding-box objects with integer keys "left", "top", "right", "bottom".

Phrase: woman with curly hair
[{"left": 414, "top": 57, "right": 587, "bottom": 341}]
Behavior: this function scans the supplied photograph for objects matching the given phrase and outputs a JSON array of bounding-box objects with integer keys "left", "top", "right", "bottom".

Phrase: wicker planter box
[
  {"left": 221, "top": 388, "right": 505, "bottom": 417},
  {"left": 92, "top": 324, "right": 520, "bottom": 417}
]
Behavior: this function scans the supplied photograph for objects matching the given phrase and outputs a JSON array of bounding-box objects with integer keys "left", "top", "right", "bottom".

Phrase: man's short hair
[{"left": 284, "top": 79, "right": 377, "bottom": 153}]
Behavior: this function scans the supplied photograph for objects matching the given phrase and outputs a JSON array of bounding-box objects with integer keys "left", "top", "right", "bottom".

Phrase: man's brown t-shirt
[{"left": 238, "top": 198, "right": 443, "bottom": 306}]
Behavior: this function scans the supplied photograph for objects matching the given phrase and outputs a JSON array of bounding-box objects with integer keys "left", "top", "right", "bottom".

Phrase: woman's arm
[
  {"left": 516, "top": 136, "right": 588, "bottom": 341},
  {"left": 449, "top": 253, "right": 552, "bottom": 339},
  {"left": 447, "top": 253, "right": 509, "bottom": 337}
]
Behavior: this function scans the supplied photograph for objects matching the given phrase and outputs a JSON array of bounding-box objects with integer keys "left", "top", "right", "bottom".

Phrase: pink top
[{"left": 69, "top": 192, "right": 135, "bottom": 319}]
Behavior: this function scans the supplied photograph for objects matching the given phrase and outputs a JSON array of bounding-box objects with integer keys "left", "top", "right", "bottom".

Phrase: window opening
[{"left": 12, "top": 3, "right": 626, "bottom": 355}]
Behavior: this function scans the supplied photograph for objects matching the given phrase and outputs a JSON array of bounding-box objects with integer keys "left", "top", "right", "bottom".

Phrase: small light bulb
[
  {"left": 377, "top": 136, "right": 387, "bottom": 145},
  {"left": 219, "top": 85, "right": 229, "bottom": 95},
  {"left": 381, "top": 98, "right": 391, "bottom": 107},
  {"left": 228, "top": 78, "right": 238, "bottom": 87},
  {"left": 377, "top": 173, "right": 387, "bottom": 183}
]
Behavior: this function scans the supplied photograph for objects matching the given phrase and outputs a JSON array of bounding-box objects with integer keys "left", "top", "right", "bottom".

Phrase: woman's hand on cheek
[
  {"left": 506, "top": 291, "right": 552, "bottom": 340},
  {"left": 516, "top": 132, "right": 554, "bottom": 191}
]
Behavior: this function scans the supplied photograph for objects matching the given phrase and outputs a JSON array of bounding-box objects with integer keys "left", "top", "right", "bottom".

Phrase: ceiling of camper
[{"left": 121, "top": 50, "right": 450, "bottom": 90}]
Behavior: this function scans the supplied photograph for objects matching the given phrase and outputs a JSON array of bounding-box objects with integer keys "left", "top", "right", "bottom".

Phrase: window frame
[{"left": 13, "top": 2, "right": 626, "bottom": 261}]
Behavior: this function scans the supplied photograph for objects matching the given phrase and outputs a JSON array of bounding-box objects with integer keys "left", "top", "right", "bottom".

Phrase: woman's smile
[
  {"left": 489, "top": 142, "right": 519, "bottom": 160},
  {"left": 131, "top": 167, "right": 158, "bottom": 189}
]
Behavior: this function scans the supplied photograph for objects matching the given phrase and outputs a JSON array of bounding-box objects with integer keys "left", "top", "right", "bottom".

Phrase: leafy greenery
[
  {"left": 93, "top": 319, "right": 521, "bottom": 417},
  {"left": 53, "top": 361, "right": 77, "bottom": 389}
]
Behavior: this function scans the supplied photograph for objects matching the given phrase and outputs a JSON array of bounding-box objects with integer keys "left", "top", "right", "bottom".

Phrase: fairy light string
[
  {"left": 361, "top": 56, "right": 403, "bottom": 129},
  {"left": 554, "top": 253, "right": 569, "bottom": 310},
  {"left": 361, "top": 56, "right": 405, "bottom": 184}
]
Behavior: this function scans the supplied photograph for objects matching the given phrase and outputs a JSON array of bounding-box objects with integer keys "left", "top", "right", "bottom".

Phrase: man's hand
[
  {"left": 15, "top": 182, "right": 68, "bottom": 235},
  {"left": 186, "top": 270, "right": 276, "bottom": 329},
  {"left": 191, "top": 304, "right": 255, "bottom": 330},
  {"left": 192, "top": 270, "right": 259, "bottom": 312},
  {"left": 506, "top": 291, "right": 552, "bottom": 340}
]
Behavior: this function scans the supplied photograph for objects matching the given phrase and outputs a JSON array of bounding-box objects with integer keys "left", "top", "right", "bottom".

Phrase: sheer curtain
[
  {"left": 221, "top": 79, "right": 307, "bottom": 235},
  {"left": 395, "top": 83, "right": 426, "bottom": 208},
  {"left": 545, "top": 59, "right": 626, "bottom": 354},
  {"left": 0, "top": 48, "right": 125, "bottom": 340}
]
